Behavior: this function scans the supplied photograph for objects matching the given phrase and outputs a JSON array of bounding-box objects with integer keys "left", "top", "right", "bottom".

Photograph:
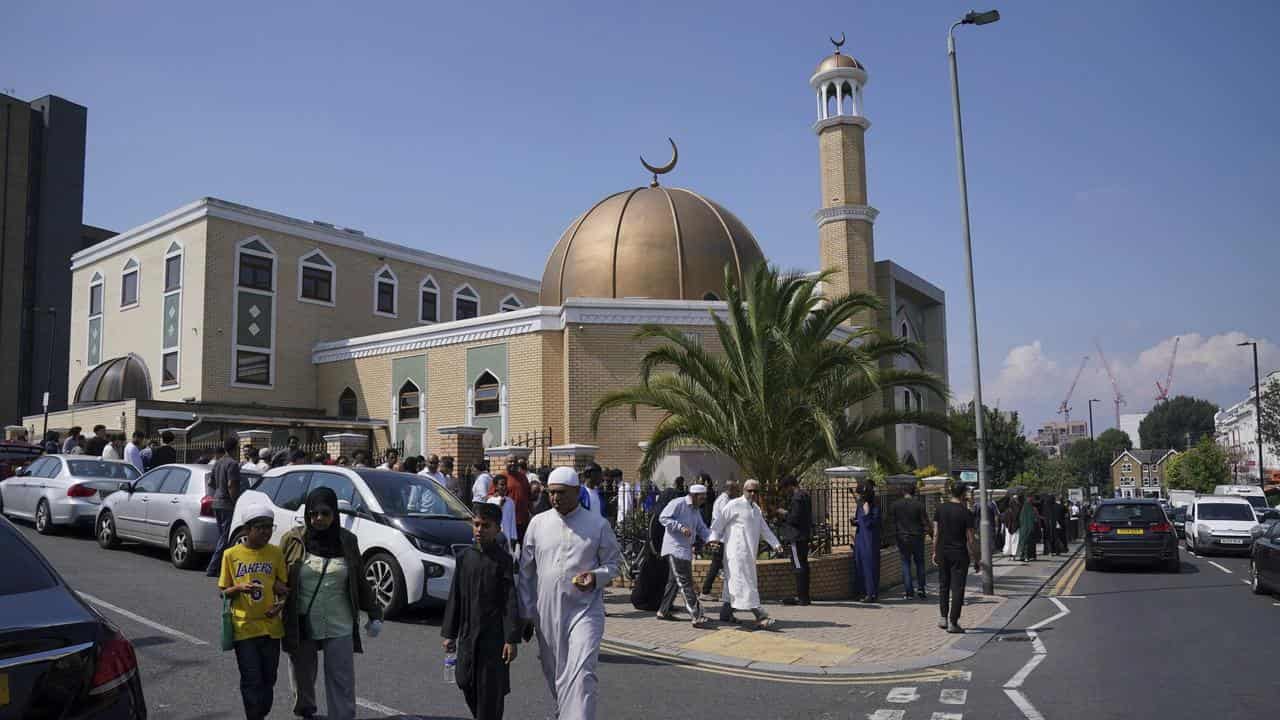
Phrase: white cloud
[{"left": 954, "top": 332, "right": 1280, "bottom": 434}]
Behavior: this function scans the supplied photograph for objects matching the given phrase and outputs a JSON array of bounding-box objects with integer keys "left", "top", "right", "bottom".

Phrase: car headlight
[{"left": 407, "top": 534, "right": 449, "bottom": 556}]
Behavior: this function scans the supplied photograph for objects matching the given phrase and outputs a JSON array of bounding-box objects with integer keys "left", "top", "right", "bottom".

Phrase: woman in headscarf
[
  {"left": 281, "top": 487, "right": 383, "bottom": 720},
  {"left": 1017, "top": 494, "right": 1039, "bottom": 562},
  {"left": 850, "top": 478, "right": 881, "bottom": 602},
  {"left": 1003, "top": 495, "right": 1022, "bottom": 558}
]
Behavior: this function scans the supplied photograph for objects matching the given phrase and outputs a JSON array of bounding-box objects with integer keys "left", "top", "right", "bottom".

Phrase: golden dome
[
  {"left": 816, "top": 52, "right": 864, "bottom": 74},
  {"left": 540, "top": 186, "right": 765, "bottom": 305}
]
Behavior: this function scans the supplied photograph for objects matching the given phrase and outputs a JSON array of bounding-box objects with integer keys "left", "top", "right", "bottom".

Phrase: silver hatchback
[
  {"left": 0, "top": 455, "right": 139, "bottom": 534},
  {"left": 95, "top": 464, "right": 221, "bottom": 569}
]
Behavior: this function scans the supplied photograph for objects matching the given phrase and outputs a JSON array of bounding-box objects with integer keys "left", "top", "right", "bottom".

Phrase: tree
[
  {"left": 1260, "top": 377, "right": 1280, "bottom": 458},
  {"left": 949, "top": 402, "right": 1037, "bottom": 487},
  {"left": 590, "top": 264, "right": 951, "bottom": 483},
  {"left": 1096, "top": 428, "right": 1133, "bottom": 456},
  {"left": 1015, "top": 455, "right": 1081, "bottom": 497},
  {"left": 1139, "top": 395, "right": 1218, "bottom": 451},
  {"left": 1065, "top": 428, "right": 1133, "bottom": 492},
  {"left": 1164, "top": 437, "right": 1230, "bottom": 494}
]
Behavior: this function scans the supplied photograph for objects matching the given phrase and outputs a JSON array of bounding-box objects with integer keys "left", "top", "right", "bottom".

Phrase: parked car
[
  {"left": 95, "top": 464, "right": 221, "bottom": 569},
  {"left": 0, "top": 455, "right": 139, "bottom": 534},
  {"left": 1185, "top": 496, "right": 1258, "bottom": 555},
  {"left": 0, "top": 515, "right": 147, "bottom": 718},
  {"left": 1251, "top": 517, "right": 1280, "bottom": 595},
  {"left": 1085, "top": 498, "right": 1180, "bottom": 572},
  {"left": 228, "top": 466, "right": 473, "bottom": 618}
]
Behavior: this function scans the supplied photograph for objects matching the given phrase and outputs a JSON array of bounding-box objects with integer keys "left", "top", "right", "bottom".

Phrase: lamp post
[
  {"left": 1238, "top": 340, "right": 1265, "bottom": 487},
  {"left": 1087, "top": 398, "right": 1099, "bottom": 441},
  {"left": 40, "top": 307, "right": 57, "bottom": 444},
  {"left": 949, "top": 8, "right": 1000, "bottom": 595}
]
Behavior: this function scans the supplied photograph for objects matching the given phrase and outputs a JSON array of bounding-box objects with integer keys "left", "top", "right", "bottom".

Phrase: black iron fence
[{"left": 508, "top": 428, "right": 554, "bottom": 469}]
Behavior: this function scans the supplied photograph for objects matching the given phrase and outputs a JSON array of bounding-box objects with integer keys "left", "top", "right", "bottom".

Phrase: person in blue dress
[{"left": 851, "top": 479, "right": 881, "bottom": 602}]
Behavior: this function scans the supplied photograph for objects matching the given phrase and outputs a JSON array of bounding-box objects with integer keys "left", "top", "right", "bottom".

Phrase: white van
[
  {"left": 1213, "top": 485, "right": 1270, "bottom": 521},
  {"left": 1185, "top": 495, "right": 1259, "bottom": 555},
  {"left": 1168, "top": 489, "right": 1196, "bottom": 510}
]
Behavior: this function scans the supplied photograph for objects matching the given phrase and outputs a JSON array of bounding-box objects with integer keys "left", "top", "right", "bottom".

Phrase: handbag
[
  {"left": 300, "top": 555, "right": 331, "bottom": 641},
  {"left": 220, "top": 596, "right": 235, "bottom": 651}
]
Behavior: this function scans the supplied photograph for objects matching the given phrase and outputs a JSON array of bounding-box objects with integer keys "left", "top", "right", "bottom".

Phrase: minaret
[{"left": 810, "top": 36, "right": 878, "bottom": 311}]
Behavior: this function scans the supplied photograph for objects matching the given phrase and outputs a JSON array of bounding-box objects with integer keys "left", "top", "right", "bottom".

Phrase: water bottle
[{"left": 443, "top": 651, "right": 456, "bottom": 683}]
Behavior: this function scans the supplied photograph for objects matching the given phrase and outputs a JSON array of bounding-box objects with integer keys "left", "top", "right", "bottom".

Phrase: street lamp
[
  {"left": 1238, "top": 340, "right": 1265, "bottom": 487},
  {"left": 949, "top": 8, "right": 1000, "bottom": 595},
  {"left": 1087, "top": 398, "right": 1100, "bottom": 441},
  {"left": 40, "top": 307, "right": 57, "bottom": 444}
]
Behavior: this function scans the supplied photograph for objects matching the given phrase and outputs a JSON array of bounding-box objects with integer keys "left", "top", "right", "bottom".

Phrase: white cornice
[
  {"left": 814, "top": 204, "right": 879, "bottom": 227},
  {"left": 812, "top": 115, "right": 871, "bottom": 134},
  {"left": 71, "top": 197, "right": 541, "bottom": 292},
  {"left": 809, "top": 67, "right": 868, "bottom": 88}
]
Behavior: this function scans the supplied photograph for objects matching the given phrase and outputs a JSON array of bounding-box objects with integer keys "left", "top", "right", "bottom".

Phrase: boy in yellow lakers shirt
[{"left": 219, "top": 504, "right": 289, "bottom": 720}]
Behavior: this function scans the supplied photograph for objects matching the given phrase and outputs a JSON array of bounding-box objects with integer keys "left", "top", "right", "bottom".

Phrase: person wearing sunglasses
[
  {"left": 280, "top": 487, "right": 383, "bottom": 720},
  {"left": 707, "top": 479, "right": 783, "bottom": 629}
]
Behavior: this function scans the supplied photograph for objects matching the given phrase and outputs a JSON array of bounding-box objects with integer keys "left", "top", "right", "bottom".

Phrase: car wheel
[
  {"left": 170, "top": 524, "right": 199, "bottom": 570},
  {"left": 35, "top": 500, "right": 55, "bottom": 535},
  {"left": 97, "top": 511, "right": 120, "bottom": 549},
  {"left": 229, "top": 528, "right": 248, "bottom": 547},
  {"left": 1251, "top": 560, "right": 1267, "bottom": 595},
  {"left": 364, "top": 551, "right": 406, "bottom": 619}
]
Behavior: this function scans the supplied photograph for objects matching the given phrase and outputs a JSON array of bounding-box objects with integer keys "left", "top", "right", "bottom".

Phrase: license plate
[
  {"left": 1, "top": 672, "right": 8, "bottom": 706},
  {"left": 1116, "top": 528, "right": 1144, "bottom": 535},
  {"left": 1219, "top": 538, "right": 1244, "bottom": 545}
]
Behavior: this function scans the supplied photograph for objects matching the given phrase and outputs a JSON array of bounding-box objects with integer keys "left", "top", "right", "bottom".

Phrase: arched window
[
  {"left": 473, "top": 371, "right": 500, "bottom": 416},
  {"left": 120, "top": 258, "right": 140, "bottom": 308},
  {"left": 455, "top": 284, "right": 479, "bottom": 320},
  {"left": 702, "top": 292, "right": 720, "bottom": 301},
  {"left": 374, "top": 265, "right": 398, "bottom": 317},
  {"left": 298, "top": 249, "right": 335, "bottom": 305},
  {"left": 499, "top": 294, "right": 522, "bottom": 312},
  {"left": 398, "top": 380, "right": 420, "bottom": 421},
  {"left": 339, "top": 387, "right": 358, "bottom": 419},
  {"left": 419, "top": 276, "right": 439, "bottom": 323}
]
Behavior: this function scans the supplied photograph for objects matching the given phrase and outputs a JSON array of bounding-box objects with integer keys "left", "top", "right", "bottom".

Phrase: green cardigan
[{"left": 280, "top": 526, "right": 383, "bottom": 654}]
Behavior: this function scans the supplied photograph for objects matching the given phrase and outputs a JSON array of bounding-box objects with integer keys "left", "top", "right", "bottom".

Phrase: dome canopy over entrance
[{"left": 74, "top": 354, "right": 153, "bottom": 405}]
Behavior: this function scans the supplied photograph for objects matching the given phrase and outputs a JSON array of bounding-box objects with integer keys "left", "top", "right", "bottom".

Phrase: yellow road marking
[
  {"left": 1048, "top": 557, "right": 1084, "bottom": 596},
  {"left": 600, "top": 640, "right": 967, "bottom": 685},
  {"left": 1059, "top": 555, "right": 1087, "bottom": 596}
]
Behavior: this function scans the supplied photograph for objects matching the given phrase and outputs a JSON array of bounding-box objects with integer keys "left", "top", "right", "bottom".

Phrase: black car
[
  {"left": 1252, "top": 517, "right": 1280, "bottom": 595},
  {"left": 1085, "top": 498, "right": 1180, "bottom": 572},
  {"left": 0, "top": 517, "right": 147, "bottom": 718}
]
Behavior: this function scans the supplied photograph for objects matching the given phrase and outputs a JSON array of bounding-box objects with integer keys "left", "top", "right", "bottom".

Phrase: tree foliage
[
  {"left": 590, "top": 264, "right": 951, "bottom": 483},
  {"left": 1139, "top": 395, "right": 1218, "bottom": 451},
  {"left": 1260, "top": 377, "right": 1280, "bottom": 458},
  {"left": 1014, "top": 455, "right": 1082, "bottom": 497},
  {"left": 949, "top": 402, "right": 1037, "bottom": 487},
  {"left": 1164, "top": 437, "right": 1230, "bottom": 494},
  {"left": 1064, "top": 428, "right": 1133, "bottom": 491}
]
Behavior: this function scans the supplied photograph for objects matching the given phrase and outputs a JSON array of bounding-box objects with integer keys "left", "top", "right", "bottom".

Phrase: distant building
[
  {"left": 1034, "top": 420, "right": 1088, "bottom": 457},
  {"left": 1, "top": 92, "right": 111, "bottom": 425},
  {"left": 1120, "top": 412, "right": 1146, "bottom": 448},
  {"left": 1215, "top": 369, "right": 1280, "bottom": 483},
  {"left": 1111, "top": 448, "right": 1177, "bottom": 499}
]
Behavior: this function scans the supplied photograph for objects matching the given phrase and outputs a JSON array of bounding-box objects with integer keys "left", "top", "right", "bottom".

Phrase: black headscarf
[{"left": 303, "top": 486, "right": 343, "bottom": 558}]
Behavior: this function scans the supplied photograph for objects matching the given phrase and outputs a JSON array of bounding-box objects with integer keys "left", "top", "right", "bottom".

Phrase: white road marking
[
  {"left": 1208, "top": 561, "right": 1232, "bottom": 574},
  {"left": 1004, "top": 688, "right": 1046, "bottom": 720},
  {"left": 867, "top": 710, "right": 905, "bottom": 720},
  {"left": 78, "top": 592, "right": 208, "bottom": 646},
  {"left": 1027, "top": 630, "right": 1047, "bottom": 655},
  {"left": 1027, "top": 597, "right": 1070, "bottom": 631},
  {"left": 940, "top": 688, "right": 968, "bottom": 704},
  {"left": 1058, "top": 594, "right": 1087, "bottom": 599},
  {"left": 1003, "top": 653, "right": 1045, "bottom": 689},
  {"left": 931, "top": 714, "right": 964, "bottom": 720},
  {"left": 886, "top": 686, "right": 919, "bottom": 703},
  {"left": 953, "top": 670, "right": 972, "bottom": 682},
  {"left": 355, "top": 697, "right": 405, "bottom": 716}
]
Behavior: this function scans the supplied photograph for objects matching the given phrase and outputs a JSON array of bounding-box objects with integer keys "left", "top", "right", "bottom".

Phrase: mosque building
[{"left": 23, "top": 41, "right": 949, "bottom": 478}]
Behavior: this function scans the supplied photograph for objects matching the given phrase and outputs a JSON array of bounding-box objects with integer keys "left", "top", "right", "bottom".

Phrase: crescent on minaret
[{"left": 640, "top": 138, "right": 678, "bottom": 186}]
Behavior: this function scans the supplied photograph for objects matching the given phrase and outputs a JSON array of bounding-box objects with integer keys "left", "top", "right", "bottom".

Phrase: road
[{"left": 11, "top": 521, "right": 1280, "bottom": 719}]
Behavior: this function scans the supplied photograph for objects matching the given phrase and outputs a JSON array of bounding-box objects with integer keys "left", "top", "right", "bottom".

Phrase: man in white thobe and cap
[
  {"left": 517, "top": 466, "right": 621, "bottom": 720},
  {"left": 708, "top": 479, "right": 782, "bottom": 629}
]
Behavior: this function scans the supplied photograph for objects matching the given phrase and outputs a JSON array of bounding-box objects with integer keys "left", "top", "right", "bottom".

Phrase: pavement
[{"left": 601, "top": 543, "right": 1084, "bottom": 676}]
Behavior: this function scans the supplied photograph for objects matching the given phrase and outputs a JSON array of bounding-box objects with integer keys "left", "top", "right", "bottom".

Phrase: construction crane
[
  {"left": 1095, "top": 339, "right": 1126, "bottom": 429},
  {"left": 1155, "top": 336, "right": 1180, "bottom": 403},
  {"left": 1057, "top": 355, "right": 1090, "bottom": 424}
]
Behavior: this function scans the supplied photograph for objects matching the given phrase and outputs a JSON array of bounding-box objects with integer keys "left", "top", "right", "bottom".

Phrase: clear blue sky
[{"left": 5, "top": 1, "right": 1277, "bottom": 433}]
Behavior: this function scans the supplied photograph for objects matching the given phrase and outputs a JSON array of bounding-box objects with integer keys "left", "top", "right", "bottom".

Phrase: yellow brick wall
[
  {"left": 819, "top": 123, "right": 868, "bottom": 208},
  {"left": 23, "top": 399, "right": 139, "bottom": 437}
]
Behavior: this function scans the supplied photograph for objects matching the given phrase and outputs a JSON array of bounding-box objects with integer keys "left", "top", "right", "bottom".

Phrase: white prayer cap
[
  {"left": 743, "top": 479, "right": 760, "bottom": 490},
  {"left": 688, "top": 484, "right": 708, "bottom": 494},
  {"left": 243, "top": 503, "right": 274, "bottom": 523},
  {"left": 547, "top": 466, "right": 580, "bottom": 487},
  {"left": 259, "top": 448, "right": 272, "bottom": 460}
]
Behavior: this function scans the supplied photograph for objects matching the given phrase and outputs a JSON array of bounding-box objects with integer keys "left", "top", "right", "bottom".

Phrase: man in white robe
[
  {"left": 517, "top": 466, "right": 621, "bottom": 720},
  {"left": 708, "top": 479, "right": 782, "bottom": 628}
]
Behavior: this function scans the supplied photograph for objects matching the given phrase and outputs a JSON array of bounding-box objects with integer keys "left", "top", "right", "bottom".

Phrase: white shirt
[
  {"left": 585, "top": 487, "right": 603, "bottom": 517},
  {"left": 487, "top": 495, "right": 518, "bottom": 546},
  {"left": 241, "top": 461, "right": 260, "bottom": 472},
  {"left": 616, "top": 482, "right": 638, "bottom": 524},
  {"left": 471, "top": 472, "right": 493, "bottom": 502},
  {"left": 419, "top": 469, "right": 448, "bottom": 487},
  {"left": 376, "top": 462, "right": 393, "bottom": 470},
  {"left": 101, "top": 444, "right": 121, "bottom": 461},
  {"left": 124, "top": 443, "right": 145, "bottom": 472}
]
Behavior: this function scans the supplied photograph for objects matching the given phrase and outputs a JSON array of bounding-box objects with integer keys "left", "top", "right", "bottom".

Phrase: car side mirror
[{"left": 14, "top": 467, "right": 29, "bottom": 477}]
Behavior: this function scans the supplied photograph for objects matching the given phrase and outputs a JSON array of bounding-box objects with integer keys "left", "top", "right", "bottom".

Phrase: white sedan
[{"left": 0, "top": 455, "right": 139, "bottom": 534}]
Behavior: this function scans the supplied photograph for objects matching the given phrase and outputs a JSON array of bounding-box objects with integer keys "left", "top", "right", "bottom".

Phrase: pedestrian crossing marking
[
  {"left": 930, "top": 714, "right": 963, "bottom": 720},
  {"left": 940, "top": 688, "right": 968, "bottom": 704},
  {"left": 867, "top": 711, "right": 905, "bottom": 720},
  {"left": 886, "top": 687, "right": 920, "bottom": 703}
]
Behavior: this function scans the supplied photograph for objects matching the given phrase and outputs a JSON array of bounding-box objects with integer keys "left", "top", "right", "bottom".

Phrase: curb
[{"left": 601, "top": 542, "right": 1085, "bottom": 678}]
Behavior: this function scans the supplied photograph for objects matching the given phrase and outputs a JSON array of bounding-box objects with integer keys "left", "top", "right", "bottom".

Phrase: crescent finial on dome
[
  {"left": 640, "top": 138, "right": 678, "bottom": 187},
  {"left": 831, "top": 32, "right": 846, "bottom": 52}
]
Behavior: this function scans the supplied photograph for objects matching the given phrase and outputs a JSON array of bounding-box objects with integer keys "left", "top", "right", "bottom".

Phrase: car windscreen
[
  {"left": 66, "top": 459, "right": 140, "bottom": 481},
  {"left": 1095, "top": 504, "right": 1165, "bottom": 523},
  {"left": 1197, "top": 503, "right": 1255, "bottom": 521},
  {"left": 0, "top": 522, "right": 59, "bottom": 595},
  {"left": 1242, "top": 496, "right": 1267, "bottom": 510},
  {"left": 362, "top": 472, "right": 471, "bottom": 518}
]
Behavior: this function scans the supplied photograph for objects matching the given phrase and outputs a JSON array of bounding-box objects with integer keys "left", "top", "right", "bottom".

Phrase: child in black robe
[{"left": 442, "top": 502, "right": 522, "bottom": 719}]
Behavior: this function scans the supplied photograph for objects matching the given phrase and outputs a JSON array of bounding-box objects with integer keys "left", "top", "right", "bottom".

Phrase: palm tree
[{"left": 590, "top": 264, "right": 951, "bottom": 484}]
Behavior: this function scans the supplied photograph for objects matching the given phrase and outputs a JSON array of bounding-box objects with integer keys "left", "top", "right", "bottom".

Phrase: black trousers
[
  {"left": 233, "top": 636, "right": 280, "bottom": 720},
  {"left": 789, "top": 539, "right": 811, "bottom": 602},
  {"left": 658, "top": 556, "right": 703, "bottom": 619},
  {"left": 700, "top": 543, "right": 724, "bottom": 595},
  {"left": 937, "top": 553, "right": 970, "bottom": 624},
  {"left": 460, "top": 660, "right": 508, "bottom": 720}
]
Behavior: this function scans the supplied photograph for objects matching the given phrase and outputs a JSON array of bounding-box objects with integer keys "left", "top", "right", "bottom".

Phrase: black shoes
[
  {"left": 781, "top": 597, "right": 810, "bottom": 606},
  {"left": 917, "top": 590, "right": 927, "bottom": 600},
  {"left": 946, "top": 622, "right": 965, "bottom": 634},
  {"left": 937, "top": 617, "right": 948, "bottom": 629}
]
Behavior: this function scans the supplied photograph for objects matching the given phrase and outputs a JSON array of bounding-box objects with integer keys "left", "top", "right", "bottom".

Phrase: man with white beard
[
  {"left": 708, "top": 479, "right": 782, "bottom": 629},
  {"left": 517, "top": 466, "right": 621, "bottom": 720}
]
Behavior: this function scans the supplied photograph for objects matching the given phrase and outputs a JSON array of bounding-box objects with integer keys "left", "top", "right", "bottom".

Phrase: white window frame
[
  {"left": 88, "top": 271, "right": 104, "bottom": 365},
  {"left": 453, "top": 283, "right": 480, "bottom": 321},
  {"left": 1122, "top": 462, "right": 1132, "bottom": 473},
  {"left": 297, "top": 249, "right": 337, "bottom": 307},
  {"left": 120, "top": 258, "right": 140, "bottom": 310},
  {"left": 161, "top": 242, "right": 183, "bottom": 389},
  {"left": 373, "top": 264, "right": 398, "bottom": 318},
  {"left": 418, "top": 276, "right": 440, "bottom": 324},
  {"left": 499, "top": 294, "right": 523, "bottom": 312},
  {"left": 231, "top": 236, "right": 277, "bottom": 389}
]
